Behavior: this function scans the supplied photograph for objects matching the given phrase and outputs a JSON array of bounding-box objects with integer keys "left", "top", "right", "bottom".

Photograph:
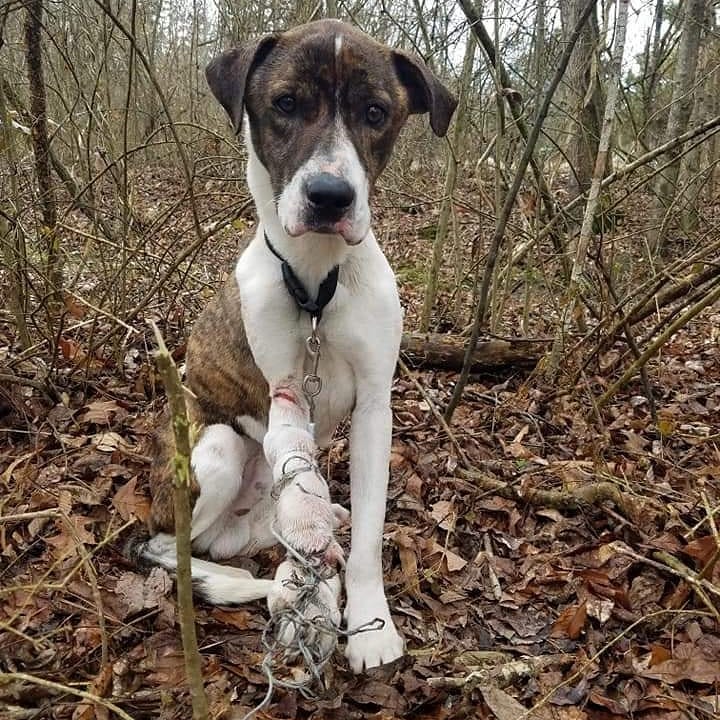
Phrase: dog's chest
[{"left": 305, "top": 340, "right": 355, "bottom": 446}]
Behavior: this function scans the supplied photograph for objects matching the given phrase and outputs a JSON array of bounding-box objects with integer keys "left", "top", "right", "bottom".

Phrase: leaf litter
[{"left": 1, "top": 175, "right": 719, "bottom": 719}]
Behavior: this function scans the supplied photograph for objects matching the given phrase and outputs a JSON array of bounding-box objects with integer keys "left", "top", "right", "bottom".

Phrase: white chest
[{"left": 304, "top": 337, "right": 356, "bottom": 446}]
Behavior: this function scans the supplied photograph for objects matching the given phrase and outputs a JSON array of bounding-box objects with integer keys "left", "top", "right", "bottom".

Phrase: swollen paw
[{"left": 268, "top": 559, "right": 341, "bottom": 660}]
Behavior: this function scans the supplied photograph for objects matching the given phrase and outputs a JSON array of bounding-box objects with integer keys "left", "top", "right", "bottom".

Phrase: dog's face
[{"left": 206, "top": 20, "right": 457, "bottom": 245}]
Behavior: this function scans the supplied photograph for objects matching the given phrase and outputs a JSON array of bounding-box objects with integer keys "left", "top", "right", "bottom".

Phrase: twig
[
  {"left": 149, "top": 321, "right": 209, "bottom": 720},
  {"left": 397, "top": 356, "right": 470, "bottom": 468},
  {"left": 593, "top": 282, "right": 720, "bottom": 415},
  {"left": 0, "top": 509, "right": 59, "bottom": 523},
  {"left": 0, "top": 672, "right": 135, "bottom": 720}
]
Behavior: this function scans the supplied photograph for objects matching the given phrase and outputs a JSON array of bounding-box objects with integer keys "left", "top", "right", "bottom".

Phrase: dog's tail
[{"left": 134, "top": 532, "right": 274, "bottom": 604}]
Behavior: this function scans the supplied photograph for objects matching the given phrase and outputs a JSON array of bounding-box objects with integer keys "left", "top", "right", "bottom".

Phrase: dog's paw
[
  {"left": 275, "top": 478, "right": 345, "bottom": 574},
  {"left": 268, "top": 560, "right": 341, "bottom": 660},
  {"left": 344, "top": 615, "right": 404, "bottom": 673},
  {"left": 345, "top": 584, "right": 405, "bottom": 673}
]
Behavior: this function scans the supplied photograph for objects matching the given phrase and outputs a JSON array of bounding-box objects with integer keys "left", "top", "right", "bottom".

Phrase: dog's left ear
[
  {"left": 392, "top": 51, "right": 458, "bottom": 137},
  {"left": 206, "top": 35, "right": 278, "bottom": 134}
]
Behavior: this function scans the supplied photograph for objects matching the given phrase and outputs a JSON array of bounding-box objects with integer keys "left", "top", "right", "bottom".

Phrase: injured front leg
[
  {"left": 262, "top": 381, "right": 347, "bottom": 663},
  {"left": 263, "top": 381, "right": 344, "bottom": 571}
]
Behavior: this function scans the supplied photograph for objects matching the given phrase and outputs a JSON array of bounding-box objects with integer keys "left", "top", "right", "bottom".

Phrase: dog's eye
[
  {"left": 274, "top": 95, "right": 297, "bottom": 115},
  {"left": 366, "top": 104, "right": 386, "bottom": 126}
]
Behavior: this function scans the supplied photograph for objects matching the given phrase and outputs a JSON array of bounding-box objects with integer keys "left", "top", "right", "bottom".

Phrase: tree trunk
[
  {"left": 679, "top": 2, "right": 714, "bottom": 232},
  {"left": 24, "top": 0, "right": 62, "bottom": 319},
  {"left": 0, "top": 77, "right": 31, "bottom": 349},
  {"left": 650, "top": 0, "right": 707, "bottom": 253},
  {"left": 548, "top": 0, "right": 630, "bottom": 378},
  {"left": 560, "top": 0, "right": 604, "bottom": 203},
  {"left": 641, "top": 0, "right": 666, "bottom": 147}
]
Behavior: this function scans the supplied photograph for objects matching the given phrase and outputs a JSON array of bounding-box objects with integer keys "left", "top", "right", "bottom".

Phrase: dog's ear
[
  {"left": 392, "top": 51, "right": 457, "bottom": 137},
  {"left": 205, "top": 35, "right": 278, "bottom": 134}
]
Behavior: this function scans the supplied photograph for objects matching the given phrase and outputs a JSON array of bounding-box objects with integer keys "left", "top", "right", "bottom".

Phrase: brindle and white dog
[{"left": 141, "top": 19, "right": 456, "bottom": 672}]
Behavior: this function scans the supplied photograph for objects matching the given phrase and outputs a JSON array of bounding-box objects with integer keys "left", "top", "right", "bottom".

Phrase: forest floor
[{"left": 1, "top": 166, "right": 719, "bottom": 720}]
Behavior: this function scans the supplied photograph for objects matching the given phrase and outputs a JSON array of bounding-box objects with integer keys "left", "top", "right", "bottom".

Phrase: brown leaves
[
  {"left": 640, "top": 641, "right": 720, "bottom": 684},
  {"left": 112, "top": 477, "right": 151, "bottom": 521},
  {"left": 346, "top": 680, "right": 407, "bottom": 714},
  {"left": 114, "top": 568, "right": 172, "bottom": 618},
  {"left": 552, "top": 601, "right": 587, "bottom": 640},
  {"left": 71, "top": 664, "right": 112, "bottom": 720},
  {"left": 79, "top": 399, "right": 126, "bottom": 426}
]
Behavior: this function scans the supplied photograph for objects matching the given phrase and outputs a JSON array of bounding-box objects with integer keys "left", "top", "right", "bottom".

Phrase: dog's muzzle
[{"left": 304, "top": 172, "right": 355, "bottom": 227}]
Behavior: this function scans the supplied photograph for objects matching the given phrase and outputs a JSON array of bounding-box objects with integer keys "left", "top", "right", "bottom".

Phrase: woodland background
[{"left": 1, "top": 0, "right": 719, "bottom": 718}]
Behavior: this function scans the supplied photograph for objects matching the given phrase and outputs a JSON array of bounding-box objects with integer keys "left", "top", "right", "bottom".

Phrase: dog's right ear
[{"left": 205, "top": 35, "right": 278, "bottom": 134}]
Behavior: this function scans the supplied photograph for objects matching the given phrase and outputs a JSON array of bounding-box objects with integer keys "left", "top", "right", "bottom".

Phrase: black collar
[{"left": 264, "top": 233, "right": 339, "bottom": 323}]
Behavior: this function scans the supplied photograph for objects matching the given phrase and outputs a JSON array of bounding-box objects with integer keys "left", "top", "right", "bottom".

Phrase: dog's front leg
[
  {"left": 344, "top": 391, "right": 404, "bottom": 672},
  {"left": 263, "top": 383, "right": 345, "bottom": 566}
]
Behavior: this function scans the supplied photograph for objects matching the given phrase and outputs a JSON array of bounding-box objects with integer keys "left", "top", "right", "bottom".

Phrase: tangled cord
[{"left": 240, "top": 523, "right": 384, "bottom": 720}]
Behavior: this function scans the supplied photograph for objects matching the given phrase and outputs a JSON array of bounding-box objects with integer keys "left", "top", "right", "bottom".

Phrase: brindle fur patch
[
  {"left": 148, "top": 270, "right": 269, "bottom": 533},
  {"left": 245, "top": 20, "right": 414, "bottom": 197}
]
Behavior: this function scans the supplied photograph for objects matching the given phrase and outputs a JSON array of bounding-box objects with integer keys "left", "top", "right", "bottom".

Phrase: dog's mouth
[{"left": 284, "top": 217, "right": 364, "bottom": 244}]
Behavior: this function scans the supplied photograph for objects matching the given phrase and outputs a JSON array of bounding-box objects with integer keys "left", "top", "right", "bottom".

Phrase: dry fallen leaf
[
  {"left": 347, "top": 680, "right": 406, "bottom": 713},
  {"left": 480, "top": 684, "right": 541, "bottom": 720},
  {"left": 71, "top": 663, "right": 113, "bottom": 720},
  {"left": 112, "top": 477, "right": 151, "bottom": 521},
  {"left": 641, "top": 642, "right": 720, "bottom": 684},
  {"left": 393, "top": 529, "right": 420, "bottom": 596},
  {"left": 115, "top": 568, "right": 172, "bottom": 618},
  {"left": 586, "top": 597, "right": 614, "bottom": 625},
  {"left": 80, "top": 399, "right": 123, "bottom": 426},
  {"left": 430, "top": 499, "right": 455, "bottom": 530},
  {"left": 551, "top": 602, "right": 587, "bottom": 640}
]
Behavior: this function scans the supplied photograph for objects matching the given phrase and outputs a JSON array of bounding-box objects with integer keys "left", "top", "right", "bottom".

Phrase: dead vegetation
[
  {"left": 1, "top": 165, "right": 719, "bottom": 719},
  {"left": 2, "top": 0, "right": 720, "bottom": 718}
]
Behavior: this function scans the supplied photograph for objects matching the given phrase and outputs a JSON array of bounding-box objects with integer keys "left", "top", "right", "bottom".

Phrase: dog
[{"left": 140, "top": 19, "right": 456, "bottom": 672}]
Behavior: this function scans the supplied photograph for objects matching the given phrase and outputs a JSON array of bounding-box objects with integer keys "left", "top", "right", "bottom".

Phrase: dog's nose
[{"left": 305, "top": 173, "right": 355, "bottom": 214}]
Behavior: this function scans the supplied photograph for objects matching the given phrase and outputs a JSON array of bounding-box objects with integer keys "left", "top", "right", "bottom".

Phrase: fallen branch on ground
[
  {"left": 401, "top": 333, "right": 547, "bottom": 371},
  {"left": 428, "top": 653, "right": 574, "bottom": 690},
  {"left": 462, "top": 468, "right": 651, "bottom": 523}
]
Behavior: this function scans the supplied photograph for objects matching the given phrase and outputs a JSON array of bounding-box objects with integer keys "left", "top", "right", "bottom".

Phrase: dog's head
[{"left": 206, "top": 19, "right": 457, "bottom": 245}]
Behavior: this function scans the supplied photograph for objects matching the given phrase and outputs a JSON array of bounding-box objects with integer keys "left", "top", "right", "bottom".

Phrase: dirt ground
[{"left": 1, "top": 168, "right": 719, "bottom": 719}]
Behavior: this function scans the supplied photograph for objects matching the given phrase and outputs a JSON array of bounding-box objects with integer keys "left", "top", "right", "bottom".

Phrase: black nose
[{"left": 305, "top": 173, "right": 355, "bottom": 216}]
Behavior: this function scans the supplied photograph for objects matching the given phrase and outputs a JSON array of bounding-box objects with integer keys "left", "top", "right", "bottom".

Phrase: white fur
[
  {"left": 274, "top": 120, "right": 370, "bottom": 246},
  {"left": 242, "top": 129, "right": 404, "bottom": 670},
  {"left": 144, "top": 112, "right": 404, "bottom": 672},
  {"left": 141, "top": 532, "right": 274, "bottom": 603},
  {"left": 235, "top": 414, "right": 267, "bottom": 444}
]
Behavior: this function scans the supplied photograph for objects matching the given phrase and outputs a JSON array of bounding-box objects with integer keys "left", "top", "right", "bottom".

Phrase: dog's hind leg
[
  {"left": 188, "top": 423, "right": 270, "bottom": 558},
  {"left": 140, "top": 422, "right": 276, "bottom": 604}
]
